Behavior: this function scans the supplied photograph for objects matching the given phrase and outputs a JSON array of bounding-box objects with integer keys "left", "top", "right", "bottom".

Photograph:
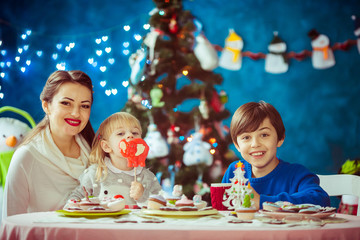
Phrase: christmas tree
[{"left": 122, "top": 0, "right": 236, "bottom": 203}]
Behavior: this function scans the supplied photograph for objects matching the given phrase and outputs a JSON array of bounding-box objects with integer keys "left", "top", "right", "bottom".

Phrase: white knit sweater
[{"left": 2, "top": 126, "right": 91, "bottom": 219}]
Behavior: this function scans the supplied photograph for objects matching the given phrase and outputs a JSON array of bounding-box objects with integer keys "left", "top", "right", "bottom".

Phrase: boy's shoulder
[{"left": 278, "top": 160, "right": 311, "bottom": 174}]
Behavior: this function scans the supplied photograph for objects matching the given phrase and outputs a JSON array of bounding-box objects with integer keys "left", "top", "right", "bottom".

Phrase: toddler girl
[{"left": 68, "top": 112, "right": 162, "bottom": 207}]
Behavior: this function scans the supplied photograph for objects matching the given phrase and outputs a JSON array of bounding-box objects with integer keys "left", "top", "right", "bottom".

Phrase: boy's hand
[
  {"left": 130, "top": 181, "right": 144, "bottom": 201},
  {"left": 249, "top": 185, "right": 260, "bottom": 210}
]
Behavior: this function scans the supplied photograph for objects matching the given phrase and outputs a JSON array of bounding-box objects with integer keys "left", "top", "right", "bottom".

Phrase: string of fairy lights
[{"left": 0, "top": 15, "right": 152, "bottom": 100}]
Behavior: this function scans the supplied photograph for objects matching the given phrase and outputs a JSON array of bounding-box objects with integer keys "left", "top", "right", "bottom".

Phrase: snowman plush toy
[
  {"left": 0, "top": 106, "right": 35, "bottom": 218},
  {"left": 0, "top": 106, "right": 35, "bottom": 188}
]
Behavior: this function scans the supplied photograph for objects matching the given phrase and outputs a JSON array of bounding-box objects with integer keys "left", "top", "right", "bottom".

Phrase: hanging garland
[{"left": 1, "top": 14, "right": 360, "bottom": 101}]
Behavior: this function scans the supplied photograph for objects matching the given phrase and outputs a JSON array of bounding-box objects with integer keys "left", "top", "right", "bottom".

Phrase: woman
[{"left": 2, "top": 70, "right": 95, "bottom": 218}]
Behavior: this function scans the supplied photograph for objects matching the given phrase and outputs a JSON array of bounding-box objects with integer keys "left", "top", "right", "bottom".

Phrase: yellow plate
[
  {"left": 140, "top": 209, "right": 218, "bottom": 218},
  {"left": 56, "top": 209, "right": 131, "bottom": 218}
]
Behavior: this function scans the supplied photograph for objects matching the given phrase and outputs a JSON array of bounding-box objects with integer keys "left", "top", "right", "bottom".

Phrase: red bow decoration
[{"left": 119, "top": 138, "right": 149, "bottom": 168}]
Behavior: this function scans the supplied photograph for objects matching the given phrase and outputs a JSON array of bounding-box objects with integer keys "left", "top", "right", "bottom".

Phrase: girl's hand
[{"left": 130, "top": 181, "right": 144, "bottom": 201}]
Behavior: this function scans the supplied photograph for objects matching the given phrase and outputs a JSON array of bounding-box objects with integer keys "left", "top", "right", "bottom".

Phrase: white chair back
[{"left": 317, "top": 174, "right": 360, "bottom": 216}]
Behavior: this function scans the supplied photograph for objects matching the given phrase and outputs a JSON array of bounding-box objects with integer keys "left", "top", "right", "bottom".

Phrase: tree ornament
[
  {"left": 210, "top": 90, "right": 223, "bottom": 113},
  {"left": 308, "top": 29, "right": 335, "bottom": 69},
  {"left": 219, "top": 90, "right": 228, "bottom": 104},
  {"left": 222, "top": 161, "right": 254, "bottom": 210},
  {"left": 144, "top": 28, "right": 162, "bottom": 62},
  {"left": 167, "top": 124, "right": 180, "bottom": 144},
  {"left": 169, "top": 14, "right": 178, "bottom": 34},
  {"left": 144, "top": 123, "right": 169, "bottom": 158},
  {"left": 265, "top": 31, "right": 289, "bottom": 74},
  {"left": 183, "top": 132, "right": 213, "bottom": 166},
  {"left": 130, "top": 91, "right": 147, "bottom": 110},
  {"left": 198, "top": 98, "right": 209, "bottom": 119},
  {"left": 219, "top": 29, "right": 243, "bottom": 70},
  {"left": 150, "top": 87, "right": 165, "bottom": 107},
  {"left": 193, "top": 34, "right": 219, "bottom": 71},
  {"left": 129, "top": 48, "right": 146, "bottom": 85},
  {"left": 352, "top": 15, "right": 360, "bottom": 54}
]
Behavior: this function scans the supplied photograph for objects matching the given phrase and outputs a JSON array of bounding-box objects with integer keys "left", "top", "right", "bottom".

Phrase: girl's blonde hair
[{"left": 90, "top": 112, "right": 142, "bottom": 181}]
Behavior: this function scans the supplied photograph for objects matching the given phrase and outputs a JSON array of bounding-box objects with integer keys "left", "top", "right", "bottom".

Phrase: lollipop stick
[
  {"left": 134, "top": 167, "right": 137, "bottom": 182},
  {"left": 83, "top": 186, "right": 90, "bottom": 202}
]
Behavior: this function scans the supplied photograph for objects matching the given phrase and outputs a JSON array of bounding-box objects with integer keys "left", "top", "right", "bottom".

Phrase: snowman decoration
[
  {"left": 219, "top": 29, "right": 243, "bottom": 71},
  {"left": 193, "top": 34, "right": 219, "bottom": 71},
  {"left": 352, "top": 15, "right": 360, "bottom": 55},
  {"left": 144, "top": 123, "right": 169, "bottom": 159},
  {"left": 183, "top": 132, "right": 213, "bottom": 167},
  {"left": 0, "top": 106, "right": 35, "bottom": 218},
  {"left": 308, "top": 29, "right": 335, "bottom": 69},
  {"left": 265, "top": 32, "right": 289, "bottom": 74}
]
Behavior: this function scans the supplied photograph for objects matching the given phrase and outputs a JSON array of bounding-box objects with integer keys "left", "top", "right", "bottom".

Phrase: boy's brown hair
[{"left": 230, "top": 101, "right": 285, "bottom": 148}]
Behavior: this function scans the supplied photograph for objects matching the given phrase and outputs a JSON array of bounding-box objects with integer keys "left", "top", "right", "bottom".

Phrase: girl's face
[
  {"left": 236, "top": 117, "right": 284, "bottom": 177},
  {"left": 101, "top": 124, "right": 141, "bottom": 158},
  {"left": 42, "top": 82, "right": 92, "bottom": 140}
]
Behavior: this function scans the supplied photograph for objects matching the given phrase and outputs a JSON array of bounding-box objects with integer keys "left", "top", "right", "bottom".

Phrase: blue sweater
[{"left": 221, "top": 159, "right": 330, "bottom": 208}]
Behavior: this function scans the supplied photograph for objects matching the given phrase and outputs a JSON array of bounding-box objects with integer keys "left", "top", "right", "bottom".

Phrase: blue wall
[{"left": 1, "top": 0, "right": 360, "bottom": 174}]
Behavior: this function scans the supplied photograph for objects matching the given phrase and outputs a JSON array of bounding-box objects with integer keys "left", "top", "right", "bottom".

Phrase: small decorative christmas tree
[{"left": 222, "top": 161, "right": 254, "bottom": 210}]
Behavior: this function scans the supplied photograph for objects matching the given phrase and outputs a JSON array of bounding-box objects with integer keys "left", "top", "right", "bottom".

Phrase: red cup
[{"left": 210, "top": 183, "right": 232, "bottom": 210}]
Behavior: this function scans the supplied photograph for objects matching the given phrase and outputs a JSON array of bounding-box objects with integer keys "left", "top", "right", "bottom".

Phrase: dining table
[{"left": 1, "top": 209, "right": 360, "bottom": 240}]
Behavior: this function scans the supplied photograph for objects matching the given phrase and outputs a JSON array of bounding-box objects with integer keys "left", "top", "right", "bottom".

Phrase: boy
[{"left": 222, "top": 101, "right": 330, "bottom": 209}]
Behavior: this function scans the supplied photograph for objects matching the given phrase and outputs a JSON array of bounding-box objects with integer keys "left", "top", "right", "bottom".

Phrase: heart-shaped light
[
  {"left": 105, "top": 47, "right": 111, "bottom": 53},
  {"left": 108, "top": 58, "right": 115, "bottom": 64},
  {"left": 123, "top": 25, "right": 130, "bottom": 31},
  {"left": 95, "top": 38, "right": 101, "bottom": 44},
  {"left": 122, "top": 81, "right": 129, "bottom": 87},
  {"left": 102, "top": 36, "right": 108, "bottom": 42},
  {"left": 105, "top": 90, "right": 111, "bottom": 96},
  {"left": 100, "top": 66, "right": 106, "bottom": 72},
  {"left": 96, "top": 50, "right": 102, "bottom": 56},
  {"left": 111, "top": 89, "right": 118, "bottom": 95},
  {"left": 100, "top": 81, "right": 106, "bottom": 87},
  {"left": 88, "top": 58, "right": 94, "bottom": 64}
]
